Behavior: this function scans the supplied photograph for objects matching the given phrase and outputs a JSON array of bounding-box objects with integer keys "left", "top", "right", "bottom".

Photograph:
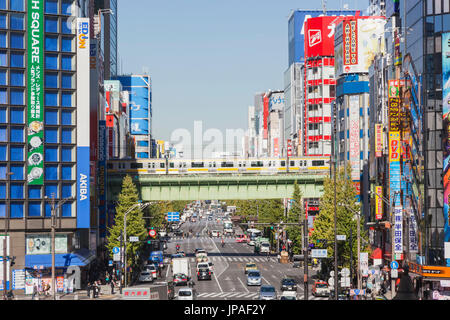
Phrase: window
[
  {"left": 61, "top": 165, "right": 72, "bottom": 180},
  {"left": 61, "top": 55, "right": 72, "bottom": 70},
  {"left": 61, "top": 129, "right": 72, "bottom": 143},
  {"left": 10, "top": 127, "right": 23, "bottom": 142},
  {"left": 0, "top": 183, "right": 5, "bottom": 198},
  {"left": 0, "top": 127, "right": 6, "bottom": 141},
  {"left": 61, "top": 110, "right": 72, "bottom": 125},
  {"left": 0, "top": 50, "right": 6, "bottom": 66},
  {"left": 444, "top": 14, "right": 450, "bottom": 32},
  {"left": 0, "top": 89, "right": 6, "bottom": 104},
  {"left": 61, "top": 18, "right": 72, "bottom": 34},
  {"left": 61, "top": 73, "right": 72, "bottom": 89},
  {"left": 28, "top": 186, "right": 41, "bottom": 199},
  {"left": 10, "top": 13, "right": 24, "bottom": 30},
  {"left": 45, "top": 109, "right": 58, "bottom": 125},
  {"left": 435, "top": 0, "right": 442, "bottom": 14},
  {"left": 61, "top": 0, "right": 72, "bottom": 15},
  {"left": 61, "top": 92, "right": 72, "bottom": 107},
  {"left": 28, "top": 202, "right": 41, "bottom": 217},
  {"left": 45, "top": 73, "right": 58, "bottom": 88},
  {"left": 45, "top": 184, "right": 57, "bottom": 198},
  {"left": 45, "top": 91, "right": 58, "bottom": 106},
  {"left": 0, "top": 0, "right": 5, "bottom": 10},
  {"left": 45, "top": 17, "right": 58, "bottom": 33},
  {"left": 45, "top": 54, "right": 58, "bottom": 69},
  {"left": 45, "top": 146, "right": 58, "bottom": 161},
  {"left": 62, "top": 202, "right": 71, "bottom": 217},
  {"left": 10, "top": 202, "right": 23, "bottom": 218},
  {"left": 10, "top": 33, "right": 24, "bottom": 49},
  {"left": 10, "top": 108, "right": 23, "bottom": 123},
  {"left": 10, "top": 89, "right": 23, "bottom": 104},
  {"left": 10, "top": 165, "right": 23, "bottom": 180},
  {"left": 61, "top": 37, "right": 72, "bottom": 52},
  {"left": 45, "top": 0, "right": 58, "bottom": 14},
  {"left": 0, "top": 70, "right": 5, "bottom": 85},
  {"left": 0, "top": 32, "right": 6, "bottom": 48},
  {"left": 0, "top": 14, "right": 6, "bottom": 29},
  {"left": 45, "top": 165, "right": 58, "bottom": 180},
  {"left": 10, "top": 146, "right": 23, "bottom": 161},
  {"left": 10, "top": 70, "right": 23, "bottom": 86},
  {"left": 62, "top": 184, "right": 72, "bottom": 198},
  {"left": 10, "top": 52, "right": 23, "bottom": 67},
  {"left": 61, "top": 147, "right": 72, "bottom": 162},
  {"left": 0, "top": 145, "right": 4, "bottom": 160},
  {"left": 45, "top": 35, "right": 58, "bottom": 51},
  {"left": 10, "top": 0, "right": 24, "bottom": 11},
  {"left": 0, "top": 108, "right": 5, "bottom": 122},
  {"left": 45, "top": 128, "right": 58, "bottom": 143}
]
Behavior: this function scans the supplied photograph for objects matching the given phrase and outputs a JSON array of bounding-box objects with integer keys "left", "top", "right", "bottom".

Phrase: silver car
[
  {"left": 246, "top": 270, "right": 262, "bottom": 286},
  {"left": 138, "top": 271, "right": 153, "bottom": 283},
  {"left": 259, "top": 285, "right": 277, "bottom": 300}
]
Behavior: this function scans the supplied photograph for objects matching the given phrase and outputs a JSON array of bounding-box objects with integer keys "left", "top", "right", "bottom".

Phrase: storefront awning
[{"left": 25, "top": 249, "right": 96, "bottom": 269}]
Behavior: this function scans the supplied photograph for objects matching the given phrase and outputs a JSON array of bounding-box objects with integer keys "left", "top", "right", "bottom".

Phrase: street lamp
[
  {"left": 45, "top": 194, "right": 74, "bottom": 300},
  {"left": 339, "top": 202, "right": 362, "bottom": 291},
  {"left": 122, "top": 201, "right": 152, "bottom": 290},
  {"left": 2, "top": 171, "right": 13, "bottom": 300}
]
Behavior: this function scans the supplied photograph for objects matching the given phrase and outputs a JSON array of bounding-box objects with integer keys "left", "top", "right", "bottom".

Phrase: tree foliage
[
  {"left": 310, "top": 165, "right": 370, "bottom": 274},
  {"left": 106, "top": 175, "right": 147, "bottom": 268},
  {"left": 286, "top": 181, "right": 304, "bottom": 254}
]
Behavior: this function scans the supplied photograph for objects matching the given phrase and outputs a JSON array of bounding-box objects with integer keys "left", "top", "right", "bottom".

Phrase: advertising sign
[
  {"left": 335, "top": 17, "right": 385, "bottom": 76},
  {"left": 375, "top": 186, "right": 383, "bottom": 220},
  {"left": 349, "top": 95, "right": 360, "bottom": 180},
  {"left": 388, "top": 80, "right": 400, "bottom": 98},
  {"left": 394, "top": 206, "right": 403, "bottom": 254},
  {"left": 98, "top": 120, "right": 107, "bottom": 239},
  {"left": 263, "top": 95, "right": 269, "bottom": 139},
  {"left": 26, "top": 234, "right": 68, "bottom": 255},
  {"left": 288, "top": 10, "right": 360, "bottom": 65},
  {"left": 304, "top": 16, "right": 342, "bottom": 58},
  {"left": 388, "top": 97, "right": 401, "bottom": 132},
  {"left": 287, "top": 139, "right": 293, "bottom": 157},
  {"left": 442, "top": 32, "right": 450, "bottom": 243},
  {"left": 375, "top": 124, "right": 383, "bottom": 157},
  {"left": 360, "top": 252, "right": 369, "bottom": 277},
  {"left": 389, "top": 131, "right": 401, "bottom": 206},
  {"left": 27, "top": 0, "right": 44, "bottom": 185},
  {"left": 269, "top": 92, "right": 284, "bottom": 111},
  {"left": 409, "top": 208, "right": 419, "bottom": 253},
  {"left": 77, "top": 18, "right": 91, "bottom": 228}
]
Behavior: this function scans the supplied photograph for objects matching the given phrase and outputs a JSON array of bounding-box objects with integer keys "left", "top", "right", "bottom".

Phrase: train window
[
  {"left": 281, "top": 161, "right": 285, "bottom": 167},
  {"left": 107, "top": 163, "right": 113, "bottom": 169},
  {"left": 160, "top": 163, "right": 165, "bottom": 168},
  {"left": 312, "top": 160, "right": 325, "bottom": 166},
  {"left": 130, "top": 163, "right": 143, "bottom": 169},
  {"left": 191, "top": 162, "right": 204, "bottom": 168},
  {"left": 221, "top": 162, "right": 234, "bottom": 167},
  {"left": 290, "top": 161, "right": 295, "bottom": 167},
  {"left": 169, "top": 163, "right": 174, "bottom": 168},
  {"left": 251, "top": 161, "right": 263, "bottom": 167}
]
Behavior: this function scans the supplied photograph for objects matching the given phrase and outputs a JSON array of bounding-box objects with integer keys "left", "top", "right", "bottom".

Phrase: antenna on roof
[{"left": 322, "top": 0, "right": 327, "bottom": 15}]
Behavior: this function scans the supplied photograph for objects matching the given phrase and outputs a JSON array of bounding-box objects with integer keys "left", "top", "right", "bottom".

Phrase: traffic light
[{"left": 147, "top": 240, "right": 152, "bottom": 244}]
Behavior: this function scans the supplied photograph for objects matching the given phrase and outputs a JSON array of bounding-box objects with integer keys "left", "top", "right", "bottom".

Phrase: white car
[
  {"left": 196, "top": 261, "right": 214, "bottom": 273},
  {"left": 138, "top": 271, "right": 153, "bottom": 283},
  {"left": 211, "top": 230, "right": 221, "bottom": 237},
  {"left": 280, "top": 291, "right": 297, "bottom": 300},
  {"left": 144, "top": 264, "right": 158, "bottom": 279},
  {"left": 177, "top": 288, "right": 196, "bottom": 300}
]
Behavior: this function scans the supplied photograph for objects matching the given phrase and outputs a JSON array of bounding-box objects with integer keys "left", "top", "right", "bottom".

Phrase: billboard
[
  {"left": 76, "top": 18, "right": 90, "bottom": 228},
  {"left": 394, "top": 206, "right": 403, "bottom": 254},
  {"left": 375, "top": 186, "right": 383, "bottom": 220},
  {"left": 268, "top": 92, "right": 285, "bottom": 112},
  {"left": 375, "top": 124, "right": 383, "bottom": 157},
  {"left": 335, "top": 17, "right": 385, "bottom": 76},
  {"left": 388, "top": 97, "right": 401, "bottom": 132},
  {"left": 443, "top": 32, "right": 450, "bottom": 243},
  {"left": 349, "top": 95, "right": 360, "bottom": 181},
  {"left": 389, "top": 131, "right": 401, "bottom": 208},
  {"left": 98, "top": 120, "right": 107, "bottom": 239},
  {"left": 263, "top": 95, "right": 269, "bottom": 139},
  {"left": 27, "top": 0, "right": 44, "bottom": 185},
  {"left": 288, "top": 10, "right": 360, "bottom": 66}
]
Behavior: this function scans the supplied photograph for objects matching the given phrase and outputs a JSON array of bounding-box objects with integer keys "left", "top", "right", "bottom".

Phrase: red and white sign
[
  {"left": 287, "top": 139, "right": 293, "bottom": 157},
  {"left": 375, "top": 124, "right": 383, "bottom": 157},
  {"left": 149, "top": 229, "right": 157, "bottom": 238},
  {"left": 308, "top": 29, "right": 322, "bottom": 47}
]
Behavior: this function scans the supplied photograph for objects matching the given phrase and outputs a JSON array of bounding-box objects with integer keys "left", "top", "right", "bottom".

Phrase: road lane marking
[{"left": 237, "top": 276, "right": 250, "bottom": 293}]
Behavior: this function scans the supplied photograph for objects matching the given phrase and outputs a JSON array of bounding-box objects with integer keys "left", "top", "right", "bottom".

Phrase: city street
[{"left": 160, "top": 216, "right": 325, "bottom": 300}]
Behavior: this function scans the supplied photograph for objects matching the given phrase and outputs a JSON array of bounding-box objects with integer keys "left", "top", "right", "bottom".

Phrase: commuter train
[{"left": 107, "top": 157, "right": 330, "bottom": 175}]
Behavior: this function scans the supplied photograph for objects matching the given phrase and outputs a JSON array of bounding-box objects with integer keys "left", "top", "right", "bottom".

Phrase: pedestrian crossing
[
  {"left": 171, "top": 236, "right": 235, "bottom": 240},
  {"left": 186, "top": 256, "right": 278, "bottom": 263},
  {"left": 195, "top": 291, "right": 328, "bottom": 300}
]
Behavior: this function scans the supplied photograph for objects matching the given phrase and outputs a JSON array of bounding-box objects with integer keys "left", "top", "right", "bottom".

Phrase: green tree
[
  {"left": 310, "top": 165, "right": 370, "bottom": 276},
  {"left": 286, "top": 181, "right": 304, "bottom": 254},
  {"left": 106, "top": 175, "right": 147, "bottom": 270}
]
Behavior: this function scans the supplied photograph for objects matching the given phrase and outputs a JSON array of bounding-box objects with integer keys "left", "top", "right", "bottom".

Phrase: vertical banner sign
[
  {"left": 394, "top": 206, "right": 403, "bottom": 254},
  {"left": 349, "top": 95, "right": 360, "bottom": 180},
  {"left": 389, "top": 132, "right": 401, "bottom": 206},
  {"left": 27, "top": 0, "right": 44, "bottom": 185},
  {"left": 375, "top": 186, "right": 383, "bottom": 220},
  {"left": 442, "top": 32, "right": 450, "bottom": 243},
  {"left": 388, "top": 98, "right": 401, "bottom": 131},
  {"left": 343, "top": 19, "right": 358, "bottom": 73},
  {"left": 77, "top": 18, "right": 90, "bottom": 228},
  {"left": 409, "top": 208, "right": 419, "bottom": 253},
  {"left": 98, "top": 121, "right": 107, "bottom": 239},
  {"left": 287, "top": 139, "right": 292, "bottom": 157},
  {"left": 375, "top": 124, "right": 383, "bottom": 157}
]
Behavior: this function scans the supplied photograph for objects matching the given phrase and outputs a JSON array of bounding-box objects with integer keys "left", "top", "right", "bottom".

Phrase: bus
[{"left": 246, "top": 228, "right": 263, "bottom": 246}]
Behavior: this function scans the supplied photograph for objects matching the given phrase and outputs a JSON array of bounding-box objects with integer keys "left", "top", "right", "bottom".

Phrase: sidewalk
[{"left": 11, "top": 285, "right": 122, "bottom": 301}]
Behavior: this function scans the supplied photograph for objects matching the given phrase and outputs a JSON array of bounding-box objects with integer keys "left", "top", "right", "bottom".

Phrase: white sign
[
  {"left": 445, "top": 242, "right": 450, "bottom": 259},
  {"left": 391, "top": 269, "right": 398, "bottom": 279},
  {"left": 341, "top": 268, "right": 350, "bottom": 276},
  {"left": 337, "top": 235, "right": 346, "bottom": 241},
  {"left": 12, "top": 269, "right": 25, "bottom": 290},
  {"left": 440, "top": 280, "right": 450, "bottom": 288},
  {"left": 360, "top": 252, "right": 369, "bottom": 277},
  {"left": 129, "top": 236, "right": 139, "bottom": 242},
  {"left": 394, "top": 206, "right": 403, "bottom": 254},
  {"left": 340, "top": 277, "right": 351, "bottom": 287},
  {"left": 311, "top": 249, "right": 328, "bottom": 258}
]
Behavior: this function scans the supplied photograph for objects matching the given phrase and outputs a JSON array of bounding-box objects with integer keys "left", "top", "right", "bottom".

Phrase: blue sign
[
  {"left": 113, "top": 247, "right": 120, "bottom": 254},
  {"left": 167, "top": 212, "right": 180, "bottom": 222},
  {"left": 390, "top": 261, "right": 399, "bottom": 270},
  {"left": 76, "top": 146, "right": 90, "bottom": 228}
]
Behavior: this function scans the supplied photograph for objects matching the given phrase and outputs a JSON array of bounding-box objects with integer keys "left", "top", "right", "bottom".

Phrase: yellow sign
[
  {"left": 375, "top": 186, "right": 383, "bottom": 220},
  {"left": 389, "top": 132, "right": 401, "bottom": 163}
]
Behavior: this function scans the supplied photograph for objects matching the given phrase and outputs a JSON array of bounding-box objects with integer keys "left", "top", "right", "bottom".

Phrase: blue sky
[{"left": 118, "top": 0, "right": 369, "bottom": 142}]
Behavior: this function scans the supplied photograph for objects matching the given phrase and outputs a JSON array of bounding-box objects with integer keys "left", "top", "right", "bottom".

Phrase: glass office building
[{"left": 0, "top": 0, "right": 94, "bottom": 292}]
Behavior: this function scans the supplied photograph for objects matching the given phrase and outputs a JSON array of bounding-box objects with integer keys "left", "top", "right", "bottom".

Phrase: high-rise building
[
  {"left": 0, "top": 0, "right": 97, "bottom": 293},
  {"left": 94, "top": 0, "right": 117, "bottom": 79},
  {"left": 267, "top": 91, "right": 284, "bottom": 157},
  {"left": 113, "top": 74, "right": 152, "bottom": 159}
]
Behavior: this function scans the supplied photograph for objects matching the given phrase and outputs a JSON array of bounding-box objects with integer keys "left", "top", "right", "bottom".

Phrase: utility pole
[
  {"left": 119, "top": 231, "right": 123, "bottom": 294},
  {"left": 303, "top": 219, "right": 309, "bottom": 300},
  {"left": 332, "top": 103, "right": 338, "bottom": 300}
]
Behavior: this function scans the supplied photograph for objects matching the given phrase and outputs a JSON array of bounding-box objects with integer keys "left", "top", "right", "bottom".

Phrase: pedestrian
[
  {"left": 87, "top": 282, "right": 91, "bottom": 298},
  {"left": 32, "top": 284, "right": 38, "bottom": 300},
  {"left": 110, "top": 279, "right": 115, "bottom": 295},
  {"left": 93, "top": 281, "right": 99, "bottom": 298}
]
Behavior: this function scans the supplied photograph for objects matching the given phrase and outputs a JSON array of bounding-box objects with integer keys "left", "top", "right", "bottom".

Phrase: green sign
[{"left": 27, "top": 0, "right": 44, "bottom": 185}]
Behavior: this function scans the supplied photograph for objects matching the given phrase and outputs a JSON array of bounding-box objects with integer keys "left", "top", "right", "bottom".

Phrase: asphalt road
[{"left": 165, "top": 215, "right": 327, "bottom": 300}]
